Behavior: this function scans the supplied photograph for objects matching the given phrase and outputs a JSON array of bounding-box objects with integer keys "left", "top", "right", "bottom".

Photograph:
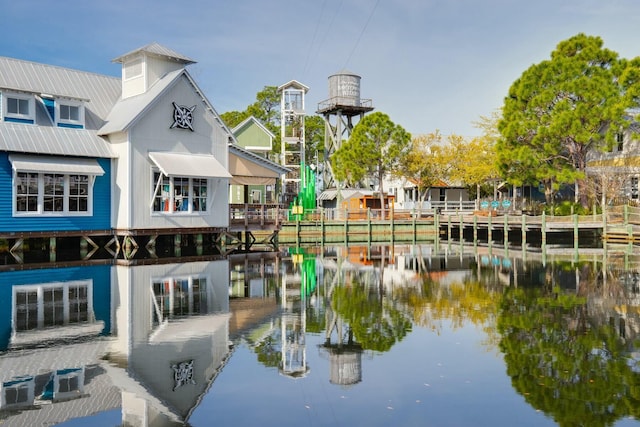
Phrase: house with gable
[
  {"left": 0, "top": 43, "right": 236, "bottom": 253},
  {"left": 100, "top": 43, "right": 232, "bottom": 235},
  {"left": 228, "top": 116, "right": 287, "bottom": 204}
]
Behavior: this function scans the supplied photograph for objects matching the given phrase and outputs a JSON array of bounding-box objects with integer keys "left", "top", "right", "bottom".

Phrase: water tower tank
[{"left": 328, "top": 70, "right": 361, "bottom": 107}]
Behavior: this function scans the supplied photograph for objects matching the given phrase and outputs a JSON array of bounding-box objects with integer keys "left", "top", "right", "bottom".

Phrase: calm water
[{"left": 1, "top": 242, "right": 640, "bottom": 426}]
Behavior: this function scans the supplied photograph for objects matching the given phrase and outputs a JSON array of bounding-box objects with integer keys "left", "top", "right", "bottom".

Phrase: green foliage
[
  {"left": 546, "top": 200, "right": 592, "bottom": 216},
  {"left": 332, "top": 111, "right": 410, "bottom": 217},
  {"left": 498, "top": 286, "right": 640, "bottom": 426},
  {"left": 332, "top": 279, "right": 412, "bottom": 352},
  {"left": 221, "top": 86, "right": 325, "bottom": 163},
  {"left": 498, "top": 33, "right": 640, "bottom": 206}
]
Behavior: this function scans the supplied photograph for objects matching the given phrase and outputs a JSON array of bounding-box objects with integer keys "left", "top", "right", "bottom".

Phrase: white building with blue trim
[{"left": 0, "top": 43, "right": 233, "bottom": 242}]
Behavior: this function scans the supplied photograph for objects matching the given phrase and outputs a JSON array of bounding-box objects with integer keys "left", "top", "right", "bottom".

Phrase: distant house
[
  {"left": 0, "top": 43, "right": 234, "bottom": 238},
  {"left": 586, "top": 122, "right": 640, "bottom": 204},
  {"left": 387, "top": 176, "right": 470, "bottom": 211},
  {"left": 228, "top": 116, "right": 287, "bottom": 204}
]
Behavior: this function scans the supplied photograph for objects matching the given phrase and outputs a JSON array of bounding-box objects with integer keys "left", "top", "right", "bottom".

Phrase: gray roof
[
  {"left": 112, "top": 42, "right": 196, "bottom": 65},
  {"left": 0, "top": 55, "right": 120, "bottom": 158},
  {"left": 98, "top": 68, "right": 183, "bottom": 135},
  {"left": 0, "top": 56, "right": 121, "bottom": 121},
  {"left": 0, "top": 122, "right": 115, "bottom": 158}
]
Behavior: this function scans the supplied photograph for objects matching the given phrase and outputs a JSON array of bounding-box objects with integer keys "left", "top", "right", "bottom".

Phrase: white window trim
[
  {"left": 56, "top": 99, "right": 85, "bottom": 128},
  {"left": 150, "top": 275, "right": 208, "bottom": 328},
  {"left": 3, "top": 92, "right": 34, "bottom": 122},
  {"left": 12, "top": 279, "right": 94, "bottom": 335},
  {"left": 1, "top": 377, "right": 35, "bottom": 409},
  {"left": 150, "top": 169, "right": 210, "bottom": 215},
  {"left": 12, "top": 172, "right": 95, "bottom": 217}
]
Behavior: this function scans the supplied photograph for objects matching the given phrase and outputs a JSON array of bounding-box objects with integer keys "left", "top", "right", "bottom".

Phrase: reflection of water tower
[
  {"left": 320, "top": 317, "right": 363, "bottom": 386},
  {"left": 278, "top": 80, "right": 309, "bottom": 204},
  {"left": 316, "top": 71, "right": 374, "bottom": 190}
]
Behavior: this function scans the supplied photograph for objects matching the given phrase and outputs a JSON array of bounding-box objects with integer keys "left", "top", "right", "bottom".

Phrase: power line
[
  {"left": 302, "top": 0, "right": 328, "bottom": 77},
  {"left": 343, "top": 0, "right": 381, "bottom": 70}
]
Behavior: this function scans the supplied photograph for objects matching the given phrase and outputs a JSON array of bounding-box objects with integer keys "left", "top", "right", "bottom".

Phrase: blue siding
[
  {"left": 0, "top": 152, "right": 111, "bottom": 232},
  {"left": 0, "top": 265, "right": 112, "bottom": 350},
  {"left": 4, "top": 117, "right": 34, "bottom": 124},
  {"left": 57, "top": 123, "right": 83, "bottom": 129}
]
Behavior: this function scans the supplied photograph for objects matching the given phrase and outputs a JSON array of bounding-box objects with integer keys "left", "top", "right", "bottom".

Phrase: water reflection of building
[
  {"left": 108, "top": 260, "right": 231, "bottom": 426},
  {"left": 0, "top": 259, "right": 232, "bottom": 426},
  {"left": 0, "top": 265, "right": 118, "bottom": 426}
]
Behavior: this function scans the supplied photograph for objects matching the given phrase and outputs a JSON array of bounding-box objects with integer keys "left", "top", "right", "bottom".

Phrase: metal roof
[
  {"left": 112, "top": 42, "right": 196, "bottom": 65},
  {"left": 0, "top": 56, "right": 121, "bottom": 121},
  {"left": 0, "top": 122, "right": 116, "bottom": 158},
  {"left": 98, "top": 68, "right": 183, "bottom": 135}
]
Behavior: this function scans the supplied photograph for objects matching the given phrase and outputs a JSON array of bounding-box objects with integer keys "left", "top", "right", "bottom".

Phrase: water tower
[
  {"left": 316, "top": 70, "right": 373, "bottom": 190},
  {"left": 278, "top": 80, "right": 309, "bottom": 204}
]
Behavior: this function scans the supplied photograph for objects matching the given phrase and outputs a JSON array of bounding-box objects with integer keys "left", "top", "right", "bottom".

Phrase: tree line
[{"left": 222, "top": 33, "right": 640, "bottom": 212}]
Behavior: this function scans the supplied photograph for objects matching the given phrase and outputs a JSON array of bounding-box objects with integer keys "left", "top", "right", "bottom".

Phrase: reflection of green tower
[
  {"left": 289, "top": 247, "right": 316, "bottom": 297},
  {"left": 288, "top": 164, "right": 316, "bottom": 221}
]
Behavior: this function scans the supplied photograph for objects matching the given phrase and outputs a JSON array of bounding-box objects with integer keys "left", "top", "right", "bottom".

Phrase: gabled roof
[
  {"left": 98, "top": 68, "right": 234, "bottom": 139},
  {"left": 277, "top": 80, "right": 309, "bottom": 93},
  {"left": 98, "top": 68, "right": 183, "bottom": 135},
  {"left": 0, "top": 56, "right": 121, "bottom": 120},
  {"left": 112, "top": 42, "right": 196, "bottom": 65},
  {"left": 232, "top": 116, "right": 276, "bottom": 139}
]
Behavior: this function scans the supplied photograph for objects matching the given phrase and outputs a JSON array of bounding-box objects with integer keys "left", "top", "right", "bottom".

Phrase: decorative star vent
[
  {"left": 171, "top": 102, "right": 196, "bottom": 131},
  {"left": 171, "top": 359, "right": 196, "bottom": 391}
]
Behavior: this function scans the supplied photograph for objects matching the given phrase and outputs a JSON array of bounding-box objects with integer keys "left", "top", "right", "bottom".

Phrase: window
[
  {"left": 2, "top": 377, "right": 34, "bottom": 409},
  {"left": 8, "top": 98, "right": 29, "bottom": 115},
  {"left": 69, "top": 175, "right": 89, "bottom": 212},
  {"left": 3, "top": 93, "right": 34, "bottom": 123},
  {"left": 60, "top": 105, "right": 79, "bottom": 121},
  {"left": 616, "top": 133, "right": 624, "bottom": 152},
  {"left": 631, "top": 176, "right": 639, "bottom": 200},
  {"left": 14, "top": 172, "right": 93, "bottom": 216},
  {"left": 151, "top": 276, "right": 208, "bottom": 325},
  {"left": 57, "top": 101, "right": 84, "bottom": 128},
  {"left": 16, "top": 173, "right": 38, "bottom": 212},
  {"left": 152, "top": 171, "right": 208, "bottom": 214},
  {"left": 14, "top": 280, "right": 93, "bottom": 332}
]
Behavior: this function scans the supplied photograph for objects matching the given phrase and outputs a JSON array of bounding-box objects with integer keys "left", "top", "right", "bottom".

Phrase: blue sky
[{"left": 3, "top": 0, "right": 640, "bottom": 137}]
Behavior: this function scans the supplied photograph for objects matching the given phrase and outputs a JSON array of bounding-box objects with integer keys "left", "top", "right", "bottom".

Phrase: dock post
[
  {"left": 504, "top": 213, "right": 508, "bottom": 243},
  {"left": 473, "top": 215, "right": 478, "bottom": 245},
  {"left": 521, "top": 214, "right": 527, "bottom": 246},
  {"left": 196, "top": 233, "right": 203, "bottom": 255},
  {"left": 367, "top": 208, "right": 372, "bottom": 246},
  {"left": 320, "top": 208, "right": 325, "bottom": 245},
  {"left": 459, "top": 213, "right": 463, "bottom": 241},
  {"left": 344, "top": 209, "right": 349, "bottom": 244},
  {"left": 488, "top": 213, "right": 493, "bottom": 244},
  {"left": 174, "top": 234, "right": 181, "bottom": 257},
  {"left": 390, "top": 211, "right": 394, "bottom": 245},
  {"left": 49, "top": 237, "right": 57, "bottom": 263},
  {"left": 573, "top": 214, "right": 579, "bottom": 250},
  {"left": 542, "top": 212, "right": 547, "bottom": 246}
]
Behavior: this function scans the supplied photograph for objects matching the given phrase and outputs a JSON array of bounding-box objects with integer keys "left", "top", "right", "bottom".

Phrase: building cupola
[{"left": 112, "top": 42, "right": 196, "bottom": 100}]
